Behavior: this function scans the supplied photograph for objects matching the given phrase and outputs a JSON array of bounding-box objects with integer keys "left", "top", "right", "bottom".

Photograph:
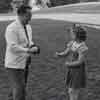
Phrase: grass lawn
[{"left": 0, "top": 19, "right": 100, "bottom": 100}]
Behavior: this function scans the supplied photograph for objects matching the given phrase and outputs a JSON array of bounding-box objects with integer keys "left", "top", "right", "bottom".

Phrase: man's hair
[
  {"left": 72, "top": 24, "right": 87, "bottom": 41},
  {"left": 17, "top": 5, "right": 32, "bottom": 15}
]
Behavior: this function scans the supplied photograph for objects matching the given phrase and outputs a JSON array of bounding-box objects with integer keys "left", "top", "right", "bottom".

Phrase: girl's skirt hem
[{"left": 65, "top": 63, "right": 87, "bottom": 89}]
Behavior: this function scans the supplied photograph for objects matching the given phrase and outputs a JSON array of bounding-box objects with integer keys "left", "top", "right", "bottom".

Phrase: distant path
[
  {"left": 0, "top": 2, "right": 100, "bottom": 29},
  {"left": 0, "top": 13, "right": 100, "bottom": 30}
]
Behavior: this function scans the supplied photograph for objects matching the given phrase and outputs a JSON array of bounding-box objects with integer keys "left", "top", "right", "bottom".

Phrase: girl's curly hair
[{"left": 72, "top": 24, "right": 87, "bottom": 41}]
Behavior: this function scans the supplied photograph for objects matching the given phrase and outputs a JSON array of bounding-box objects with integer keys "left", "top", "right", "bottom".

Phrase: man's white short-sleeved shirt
[{"left": 5, "top": 19, "right": 34, "bottom": 69}]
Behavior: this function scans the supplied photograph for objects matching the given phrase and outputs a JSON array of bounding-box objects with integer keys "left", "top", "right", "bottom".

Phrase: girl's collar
[{"left": 74, "top": 40, "right": 85, "bottom": 45}]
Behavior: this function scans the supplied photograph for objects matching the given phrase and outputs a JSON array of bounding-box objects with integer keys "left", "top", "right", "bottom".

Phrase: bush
[
  {"left": 0, "top": 0, "right": 99, "bottom": 13},
  {"left": 0, "top": 0, "right": 12, "bottom": 13},
  {"left": 50, "top": 0, "right": 80, "bottom": 7}
]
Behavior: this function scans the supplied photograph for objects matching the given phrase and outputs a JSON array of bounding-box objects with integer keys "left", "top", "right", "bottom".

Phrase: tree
[
  {"left": 50, "top": 0, "right": 79, "bottom": 6},
  {"left": 0, "top": 0, "right": 12, "bottom": 13}
]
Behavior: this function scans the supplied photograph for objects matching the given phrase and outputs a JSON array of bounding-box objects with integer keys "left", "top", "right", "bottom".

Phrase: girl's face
[{"left": 70, "top": 28, "right": 76, "bottom": 40}]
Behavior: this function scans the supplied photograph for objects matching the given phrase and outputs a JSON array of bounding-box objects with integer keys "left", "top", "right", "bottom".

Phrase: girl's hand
[
  {"left": 54, "top": 52, "right": 59, "bottom": 58},
  {"left": 55, "top": 52, "right": 62, "bottom": 57},
  {"left": 56, "top": 52, "right": 60, "bottom": 56},
  {"left": 65, "top": 62, "right": 70, "bottom": 66}
]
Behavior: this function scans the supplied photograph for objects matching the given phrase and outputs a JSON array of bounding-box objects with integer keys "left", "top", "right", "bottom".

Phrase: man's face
[{"left": 21, "top": 9, "right": 32, "bottom": 25}]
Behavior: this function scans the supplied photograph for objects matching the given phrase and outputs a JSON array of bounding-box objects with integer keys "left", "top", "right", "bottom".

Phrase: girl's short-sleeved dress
[{"left": 66, "top": 41, "right": 88, "bottom": 89}]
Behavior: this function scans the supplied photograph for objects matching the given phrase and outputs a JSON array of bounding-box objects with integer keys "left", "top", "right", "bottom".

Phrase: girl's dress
[{"left": 66, "top": 41, "right": 88, "bottom": 89}]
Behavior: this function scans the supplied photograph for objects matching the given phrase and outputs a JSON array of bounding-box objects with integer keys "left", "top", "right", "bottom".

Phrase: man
[{"left": 5, "top": 5, "right": 39, "bottom": 100}]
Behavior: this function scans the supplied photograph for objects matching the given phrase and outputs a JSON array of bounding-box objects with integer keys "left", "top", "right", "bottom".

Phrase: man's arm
[{"left": 27, "top": 25, "right": 35, "bottom": 47}]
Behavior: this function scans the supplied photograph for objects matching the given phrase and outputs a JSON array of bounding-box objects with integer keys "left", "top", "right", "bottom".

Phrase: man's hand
[
  {"left": 27, "top": 46, "right": 38, "bottom": 54},
  {"left": 27, "top": 45, "right": 40, "bottom": 55}
]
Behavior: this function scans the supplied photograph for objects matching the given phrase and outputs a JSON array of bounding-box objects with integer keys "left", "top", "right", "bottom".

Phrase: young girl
[{"left": 56, "top": 24, "right": 88, "bottom": 100}]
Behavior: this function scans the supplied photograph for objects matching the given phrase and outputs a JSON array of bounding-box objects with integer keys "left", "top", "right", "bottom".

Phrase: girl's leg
[
  {"left": 68, "top": 88, "right": 74, "bottom": 100},
  {"left": 73, "top": 89, "right": 80, "bottom": 100},
  {"left": 68, "top": 88, "right": 80, "bottom": 100}
]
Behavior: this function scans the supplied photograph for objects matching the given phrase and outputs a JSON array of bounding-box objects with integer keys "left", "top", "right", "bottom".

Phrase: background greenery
[
  {"left": 0, "top": 0, "right": 99, "bottom": 13},
  {"left": 0, "top": 0, "right": 12, "bottom": 13}
]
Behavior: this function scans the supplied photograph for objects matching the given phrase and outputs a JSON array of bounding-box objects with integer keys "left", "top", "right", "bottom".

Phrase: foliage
[{"left": 0, "top": 0, "right": 12, "bottom": 13}]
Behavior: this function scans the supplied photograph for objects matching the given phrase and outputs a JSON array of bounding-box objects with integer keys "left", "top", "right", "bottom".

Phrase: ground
[{"left": 0, "top": 19, "right": 100, "bottom": 100}]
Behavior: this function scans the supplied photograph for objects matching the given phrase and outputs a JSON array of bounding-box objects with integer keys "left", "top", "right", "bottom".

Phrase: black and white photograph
[{"left": 0, "top": 0, "right": 99, "bottom": 100}]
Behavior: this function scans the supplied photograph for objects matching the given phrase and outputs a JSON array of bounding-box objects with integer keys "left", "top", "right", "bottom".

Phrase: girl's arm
[
  {"left": 56, "top": 47, "right": 70, "bottom": 57},
  {"left": 56, "top": 41, "right": 73, "bottom": 57},
  {"left": 66, "top": 47, "right": 88, "bottom": 66}
]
